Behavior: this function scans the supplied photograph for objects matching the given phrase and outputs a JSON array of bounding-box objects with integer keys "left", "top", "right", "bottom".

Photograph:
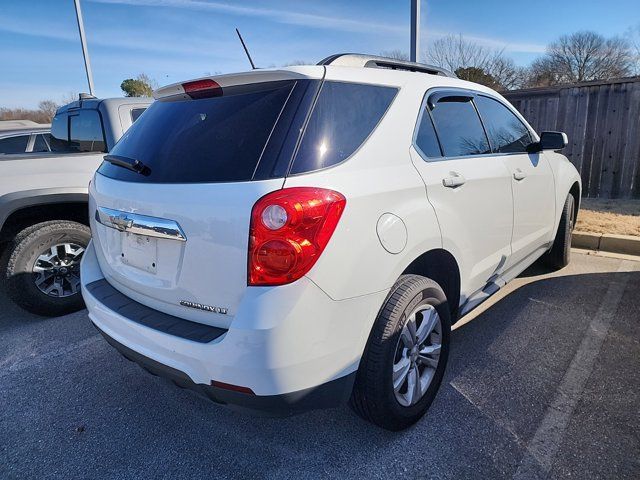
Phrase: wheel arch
[
  {"left": 568, "top": 181, "right": 580, "bottom": 227},
  {"left": 401, "top": 248, "right": 461, "bottom": 321},
  {"left": 0, "top": 190, "right": 88, "bottom": 242}
]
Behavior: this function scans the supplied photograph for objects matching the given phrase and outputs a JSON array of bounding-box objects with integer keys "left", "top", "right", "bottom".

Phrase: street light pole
[
  {"left": 73, "top": 0, "right": 95, "bottom": 96},
  {"left": 410, "top": 0, "right": 420, "bottom": 62}
]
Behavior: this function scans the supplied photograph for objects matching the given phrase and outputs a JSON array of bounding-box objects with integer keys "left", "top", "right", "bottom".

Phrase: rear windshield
[{"left": 98, "top": 81, "right": 295, "bottom": 183}]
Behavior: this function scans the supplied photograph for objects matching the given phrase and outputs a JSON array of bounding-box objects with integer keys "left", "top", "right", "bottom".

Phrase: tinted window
[
  {"left": 99, "top": 81, "right": 295, "bottom": 183},
  {"left": 475, "top": 96, "right": 532, "bottom": 153},
  {"left": 50, "top": 113, "right": 69, "bottom": 151},
  {"left": 0, "top": 135, "right": 29, "bottom": 154},
  {"left": 429, "top": 96, "right": 490, "bottom": 157},
  {"left": 290, "top": 81, "right": 397, "bottom": 174},
  {"left": 415, "top": 108, "right": 442, "bottom": 158},
  {"left": 70, "top": 110, "right": 106, "bottom": 152},
  {"left": 131, "top": 108, "right": 146, "bottom": 123},
  {"left": 33, "top": 133, "right": 51, "bottom": 152}
]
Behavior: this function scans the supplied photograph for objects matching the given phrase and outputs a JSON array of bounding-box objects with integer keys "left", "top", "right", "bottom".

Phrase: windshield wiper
[{"left": 103, "top": 154, "right": 151, "bottom": 176}]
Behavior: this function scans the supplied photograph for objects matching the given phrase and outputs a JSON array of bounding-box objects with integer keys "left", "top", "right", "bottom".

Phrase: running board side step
[{"left": 458, "top": 278, "right": 506, "bottom": 318}]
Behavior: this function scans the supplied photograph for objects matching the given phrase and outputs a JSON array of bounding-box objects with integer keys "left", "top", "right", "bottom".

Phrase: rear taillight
[
  {"left": 248, "top": 187, "right": 346, "bottom": 286},
  {"left": 182, "top": 79, "right": 222, "bottom": 99}
]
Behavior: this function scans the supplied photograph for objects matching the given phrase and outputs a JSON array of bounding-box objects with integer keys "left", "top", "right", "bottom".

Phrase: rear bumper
[
  {"left": 95, "top": 323, "right": 356, "bottom": 416},
  {"left": 81, "top": 240, "right": 387, "bottom": 414}
]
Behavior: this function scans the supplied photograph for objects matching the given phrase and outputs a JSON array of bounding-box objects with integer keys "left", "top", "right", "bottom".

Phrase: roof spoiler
[{"left": 317, "top": 53, "right": 457, "bottom": 78}]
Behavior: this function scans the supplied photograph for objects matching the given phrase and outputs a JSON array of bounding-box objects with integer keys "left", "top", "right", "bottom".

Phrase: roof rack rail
[{"left": 317, "top": 53, "right": 457, "bottom": 78}]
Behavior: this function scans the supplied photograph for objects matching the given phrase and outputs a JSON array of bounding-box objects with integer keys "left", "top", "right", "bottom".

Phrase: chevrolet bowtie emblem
[{"left": 110, "top": 214, "right": 134, "bottom": 231}]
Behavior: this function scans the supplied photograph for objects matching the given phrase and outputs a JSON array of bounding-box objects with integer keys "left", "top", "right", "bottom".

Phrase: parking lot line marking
[
  {"left": 2, "top": 335, "right": 101, "bottom": 378},
  {"left": 513, "top": 260, "right": 637, "bottom": 480}
]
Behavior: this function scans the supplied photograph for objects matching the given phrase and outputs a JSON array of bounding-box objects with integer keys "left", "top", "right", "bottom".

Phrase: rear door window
[
  {"left": 290, "top": 81, "right": 397, "bottom": 174},
  {"left": 70, "top": 110, "right": 106, "bottom": 152},
  {"left": 429, "top": 95, "right": 490, "bottom": 157},
  {"left": 475, "top": 96, "right": 532, "bottom": 153},
  {"left": 0, "top": 135, "right": 29, "bottom": 154},
  {"left": 99, "top": 81, "right": 296, "bottom": 183}
]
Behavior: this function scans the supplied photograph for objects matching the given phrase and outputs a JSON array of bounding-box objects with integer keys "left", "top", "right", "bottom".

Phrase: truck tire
[
  {"left": 542, "top": 194, "right": 574, "bottom": 270},
  {"left": 1, "top": 221, "right": 90, "bottom": 316},
  {"left": 350, "top": 274, "right": 451, "bottom": 431}
]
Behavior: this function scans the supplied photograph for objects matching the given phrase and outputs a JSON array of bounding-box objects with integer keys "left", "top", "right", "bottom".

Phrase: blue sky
[{"left": 1, "top": 0, "right": 638, "bottom": 108}]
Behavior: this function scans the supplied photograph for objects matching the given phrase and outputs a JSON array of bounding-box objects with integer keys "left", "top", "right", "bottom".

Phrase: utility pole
[
  {"left": 73, "top": 0, "right": 95, "bottom": 96},
  {"left": 410, "top": 0, "right": 420, "bottom": 62}
]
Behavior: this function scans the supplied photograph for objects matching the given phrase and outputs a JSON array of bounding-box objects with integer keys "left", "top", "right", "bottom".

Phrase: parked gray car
[
  {"left": 0, "top": 120, "right": 51, "bottom": 154},
  {"left": 0, "top": 95, "right": 152, "bottom": 316}
]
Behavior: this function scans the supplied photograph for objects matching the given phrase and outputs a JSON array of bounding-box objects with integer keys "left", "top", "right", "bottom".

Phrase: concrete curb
[{"left": 572, "top": 231, "right": 640, "bottom": 256}]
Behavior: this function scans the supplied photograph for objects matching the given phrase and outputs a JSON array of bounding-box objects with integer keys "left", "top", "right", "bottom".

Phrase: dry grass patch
[{"left": 576, "top": 198, "right": 640, "bottom": 237}]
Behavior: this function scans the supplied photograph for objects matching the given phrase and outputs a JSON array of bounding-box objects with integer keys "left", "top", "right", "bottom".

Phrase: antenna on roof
[{"left": 235, "top": 28, "right": 256, "bottom": 70}]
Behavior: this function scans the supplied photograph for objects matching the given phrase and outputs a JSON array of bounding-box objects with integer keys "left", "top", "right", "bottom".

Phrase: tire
[
  {"left": 350, "top": 274, "right": 451, "bottom": 431},
  {"left": 1, "top": 220, "right": 90, "bottom": 316},
  {"left": 543, "top": 194, "right": 575, "bottom": 270}
]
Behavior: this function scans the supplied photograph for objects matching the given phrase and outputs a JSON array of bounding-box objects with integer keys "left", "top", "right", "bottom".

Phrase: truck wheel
[
  {"left": 350, "top": 275, "right": 451, "bottom": 431},
  {"left": 1, "top": 221, "right": 90, "bottom": 316},
  {"left": 543, "top": 194, "right": 575, "bottom": 270}
]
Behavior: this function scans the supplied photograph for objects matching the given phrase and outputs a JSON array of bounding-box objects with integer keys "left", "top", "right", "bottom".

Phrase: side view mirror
[{"left": 529, "top": 131, "right": 568, "bottom": 152}]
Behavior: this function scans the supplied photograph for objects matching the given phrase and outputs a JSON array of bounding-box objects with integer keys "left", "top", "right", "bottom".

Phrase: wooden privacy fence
[{"left": 503, "top": 77, "right": 640, "bottom": 199}]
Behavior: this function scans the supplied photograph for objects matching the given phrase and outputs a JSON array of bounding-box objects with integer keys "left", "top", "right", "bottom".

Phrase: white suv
[{"left": 81, "top": 54, "right": 580, "bottom": 430}]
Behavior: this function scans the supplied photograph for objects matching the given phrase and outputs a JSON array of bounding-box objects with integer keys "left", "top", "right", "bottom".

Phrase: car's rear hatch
[{"left": 89, "top": 69, "right": 324, "bottom": 328}]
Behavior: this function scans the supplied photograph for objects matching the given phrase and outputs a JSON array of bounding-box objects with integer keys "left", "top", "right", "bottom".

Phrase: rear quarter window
[{"left": 290, "top": 81, "right": 398, "bottom": 174}]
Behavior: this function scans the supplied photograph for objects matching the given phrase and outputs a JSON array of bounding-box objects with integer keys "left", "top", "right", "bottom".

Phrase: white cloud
[
  {"left": 88, "top": 0, "right": 407, "bottom": 34},
  {"left": 87, "top": 0, "right": 546, "bottom": 54}
]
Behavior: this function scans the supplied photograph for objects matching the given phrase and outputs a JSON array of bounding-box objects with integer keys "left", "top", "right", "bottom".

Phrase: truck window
[
  {"left": 131, "top": 108, "right": 146, "bottom": 123},
  {"left": 69, "top": 110, "right": 106, "bottom": 152},
  {"left": 50, "top": 113, "right": 69, "bottom": 151},
  {"left": 0, "top": 135, "right": 29, "bottom": 154},
  {"left": 32, "top": 134, "right": 51, "bottom": 153}
]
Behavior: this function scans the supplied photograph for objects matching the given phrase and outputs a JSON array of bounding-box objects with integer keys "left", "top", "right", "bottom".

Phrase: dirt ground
[{"left": 576, "top": 198, "right": 640, "bottom": 236}]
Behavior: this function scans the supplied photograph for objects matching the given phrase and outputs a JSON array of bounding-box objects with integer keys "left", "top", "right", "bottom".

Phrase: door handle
[
  {"left": 442, "top": 172, "right": 466, "bottom": 188},
  {"left": 513, "top": 169, "right": 527, "bottom": 181}
]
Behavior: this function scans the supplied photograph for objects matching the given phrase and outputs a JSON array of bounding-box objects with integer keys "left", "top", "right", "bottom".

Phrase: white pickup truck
[{"left": 0, "top": 95, "right": 151, "bottom": 316}]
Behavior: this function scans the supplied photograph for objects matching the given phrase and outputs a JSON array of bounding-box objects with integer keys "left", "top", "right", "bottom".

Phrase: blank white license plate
[{"left": 122, "top": 233, "right": 158, "bottom": 273}]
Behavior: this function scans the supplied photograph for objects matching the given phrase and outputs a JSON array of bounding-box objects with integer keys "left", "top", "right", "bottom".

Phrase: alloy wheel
[
  {"left": 32, "top": 243, "right": 84, "bottom": 298},
  {"left": 392, "top": 304, "right": 442, "bottom": 407}
]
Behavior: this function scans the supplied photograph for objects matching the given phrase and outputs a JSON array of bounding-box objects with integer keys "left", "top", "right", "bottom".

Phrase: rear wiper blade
[{"left": 103, "top": 154, "right": 151, "bottom": 176}]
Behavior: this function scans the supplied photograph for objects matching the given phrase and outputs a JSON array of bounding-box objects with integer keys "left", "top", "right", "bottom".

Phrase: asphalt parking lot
[{"left": 1, "top": 251, "right": 638, "bottom": 479}]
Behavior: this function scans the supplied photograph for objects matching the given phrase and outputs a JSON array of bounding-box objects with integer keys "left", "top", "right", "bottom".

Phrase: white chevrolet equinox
[{"left": 81, "top": 54, "right": 581, "bottom": 430}]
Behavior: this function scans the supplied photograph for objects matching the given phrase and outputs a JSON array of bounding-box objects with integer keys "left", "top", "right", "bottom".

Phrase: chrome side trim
[{"left": 95, "top": 206, "right": 187, "bottom": 241}]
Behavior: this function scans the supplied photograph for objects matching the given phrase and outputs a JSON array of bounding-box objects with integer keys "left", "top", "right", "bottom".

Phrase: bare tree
[
  {"left": 626, "top": 24, "right": 640, "bottom": 74},
  {"left": 425, "top": 34, "right": 523, "bottom": 90},
  {"left": 380, "top": 50, "right": 410, "bottom": 61},
  {"left": 526, "top": 31, "right": 633, "bottom": 86},
  {"left": 136, "top": 73, "right": 158, "bottom": 90},
  {"left": 282, "top": 60, "right": 308, "bottom": 66},
  {"left": 426, "top": 35, "right": 494, "bottom": 72},
  {"left": 60, "top": 91, "right": 79, "bottom": 104},
  {"left": 37, "top": 100, "right": 59, "bottom": 121}
]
